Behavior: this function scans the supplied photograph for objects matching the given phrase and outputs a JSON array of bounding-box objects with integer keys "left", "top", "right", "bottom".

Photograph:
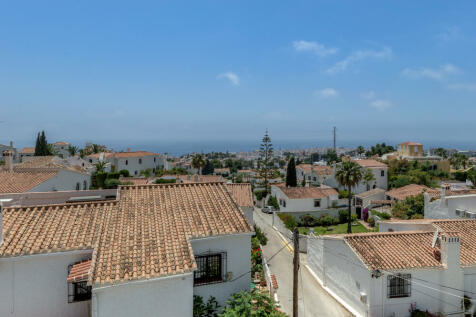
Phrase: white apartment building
[
  {"left": 307, "top": 219, "right": 476, "bottom": 317},
  {"left": 87, "top": 151, "right": 165, "bottom": 176},
  {"left": 0, "top": 183, "right": 253, "bottom": 317}
]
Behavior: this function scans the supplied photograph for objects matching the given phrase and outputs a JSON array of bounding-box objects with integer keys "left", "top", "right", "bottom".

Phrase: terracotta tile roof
[
  {"left": 53, "top": 141, "right": 70, "bottom": 146},
  {"left": 226, "top": 183, "right": 254, "bottom": 207},
  {"left": 356, "top": 188, "right": 385, "bottom": 198},
  {"left": 177, "top": 175, "right": 224, "bottom": 183},
  {"left": 0, "top": 183, "right": 253, "bottom": 285},
  {"left": 296, "top": 164, "right": 333, "bottom": 175},
  {"left": 275, "top": 184, "right": 338, "bottom": 199},
  {"left": 354, "top": 159, "right": 387, "bottom": 168},
  {"left": 19, "top": 147, "right": 35, "bottom": 154},
  {"left": 386, "top": 184, "right": 439, "bottom": 201},
  {"left": 119, "top": 176, "right": 150, "bottom": 185},
  {"left": 345, "top": 231, "right": 443, "bottom": 270},
  {"left": 433, "top": 219, "right": 476, "bottom": 267},
  {"left": 14, "top": 156, "right": 88, "bottom": 174},
  {"left": 67, "top": 259, "right": 92, "bottom": 282},
  {"left": 0, "top": 170, "right": 59, "bottom": 193}
]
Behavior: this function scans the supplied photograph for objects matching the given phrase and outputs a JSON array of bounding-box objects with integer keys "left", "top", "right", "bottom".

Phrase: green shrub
[
  {"left": 299, "top": 214, "right": 318, "bottom": 227},
  {"left": 104, "top": 178, "right": 121, "bottom": 189},
  {"left": 368, "top": 217, "right": 375, "bottom": 227},
  {"left": 106, "top": 172, "right": 120, "bottom": 179},
  {"left": 254, "top": 189, "right": 267, "bottom": 201},
  {"left": 95, "top": 172, "right": 107, "bottom": 188},
  {"left": 253, "top": 225, "right": 268, "bottom": 246},
  {"left": 193, "top": 295, "right": 220, "bottom": 317},
  {"left": 371, "top": 210, "right": 391, "bottom": 220},
  {"left": 338, "top": 190, "right": 350, "bottom": 199},
  {"left": 251, "top": 237, "right": 260, "bottom": 249},
  {"left": 320, "top": 214, "right": 338, "bottom": 227},
  {"left": 267, "top": 196, "right": 280, "bottom": 211},
  {"left": 119, "top": 169, "right": 130, "bottom": 177},
  {"left": 278, "top": 213, "right": 297, "bottom": 230}
]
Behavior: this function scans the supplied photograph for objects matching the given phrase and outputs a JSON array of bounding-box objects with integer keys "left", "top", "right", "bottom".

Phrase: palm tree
[
  {"left": 192, "top": 154, "right": 206, "bottom": 175},
  {"left": 356, "top": 146, "right": 365, "bottom": 157},
  {"left": 68, "top": 145, "right": 79, "bottom": 156},
  {"left": 363, "top": 168, "right": 375, "bottom": 190},
  {"left": 335, "top": 161, "right": 364, "bottom": 233},
  {"left": 94, "top": 161, "right": 107, "bottom": 173}
]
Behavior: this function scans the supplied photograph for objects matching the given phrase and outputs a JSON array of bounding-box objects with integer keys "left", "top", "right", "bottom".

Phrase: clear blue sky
[{"left": 1, "top": 1, "right": 476, "bottom": 151}]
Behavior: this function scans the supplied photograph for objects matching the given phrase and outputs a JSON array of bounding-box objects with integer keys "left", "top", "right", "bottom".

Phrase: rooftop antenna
[{"left": 333, "top": 126, "right": 336, "bottom": 152}]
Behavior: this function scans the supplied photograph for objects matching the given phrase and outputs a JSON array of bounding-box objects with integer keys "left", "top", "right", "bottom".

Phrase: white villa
[
  {"left": 271, "top": 184, "right": 339, "bottom": 214},
  {"left": 324, "top": 159, "right": 388, "bottom": 194},
  {"left": 307, "top": 219, "right": 476, "bottom": 317},
  {"left": 87, "top": 151, "right": 165, "bottom": 176},
  {"left": 0, "top": 182, "right": 253, "bottom": 317},
  {"left": 296, "top": 164, "right": 333, "bottom": 186},
  {"left": 424, "top": 184, "right": 476, "bottom": 219}
]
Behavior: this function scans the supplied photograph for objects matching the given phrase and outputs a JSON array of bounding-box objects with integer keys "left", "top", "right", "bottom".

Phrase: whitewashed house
[
  {"left": 87, "top": 151, "right": 165, "bottom": 176},
  {"left": 307, "top": 219, "right": 476, "bottom": 317},
  {"left": 296, "top": 164, "right": 333, "bottom": 186},
  {"left": 18, "top": 147, "right": 35, "bottom": 160},
  {"left": 52, "top": 141, "right": 71, "bottom": 158},
  {"left": 0, "top": 182, "right": 253, "bottom": 317},
  {"left": 324, "top": 159, "right": 388, "bottom": 194},
  {"left": 271, "top": 184, "right": 339, "bottom": 214},
  {"left": 424, "top": 185, "right": 476, "bottom": 219}
]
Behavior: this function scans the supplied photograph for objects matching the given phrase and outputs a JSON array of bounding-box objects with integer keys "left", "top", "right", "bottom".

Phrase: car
[{"left": 261, "top": 206, "right": 275, "bottom": 214}]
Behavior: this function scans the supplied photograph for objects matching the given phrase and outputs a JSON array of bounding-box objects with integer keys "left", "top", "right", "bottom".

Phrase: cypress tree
[
  {"left": 202, "top": 159, "right": 214, "bottom": 175},
  {"left": 286, "top": 157, "right": 297, "bottom": 187},
  {"left": 34, "top": 133, "right": 41, "bottom": 156}
]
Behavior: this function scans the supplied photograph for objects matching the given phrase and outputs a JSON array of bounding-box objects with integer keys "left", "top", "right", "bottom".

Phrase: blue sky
[{"left": 1, "top": 1, "right": 476, "bottom": 151}]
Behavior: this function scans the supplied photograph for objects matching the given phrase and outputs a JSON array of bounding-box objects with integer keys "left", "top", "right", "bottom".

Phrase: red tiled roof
[
  {"left": 354, "top": 159, "right": 387, "bottom": 168},
  {"left": 67, "top": 259, "right": 92, "bottom": 283},
  {"left": 0, "top": 183, "right": 253, "bottom": 286},
  {"left": 386, "top": 184, "right": 439, "bottom": 201},
  {"left": 433, "top": 220, "right": 476, "bottom": 267},
  {"left": 19, "top": 147, "right": 35, "bottom": 154},
  {"left": 226, "top": 183, "right": 254, "bottom": 207},
  {"left": 400, "top": 142, "right": 422, "bottom": 146},
  {"left": 0, "top": 170, "right": 59, "bottom": 193},
  {"left": 275, "top": 184, "right": 338, "bottom": 199}
]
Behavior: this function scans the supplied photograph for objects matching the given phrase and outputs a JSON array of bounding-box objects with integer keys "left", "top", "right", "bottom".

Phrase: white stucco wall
[
  {"left": 425, "top": 194, "right": 476, "bottom": 219},
  {"left": 93, "top": 273, "right": 193, "bottom": 317},
  {"left": 191, "top": 233, "right": 252, "bottom": 308},
  {"left": 378, "top": 221, "right": 435, "bottom": 232},
  {"left": 31, "top": 170, "right": 91, "bottom": 192},
  {"left": 88, "top": 155, "right": 165, "bottom": 176},
  {"left": 324, "top": 166, "right": 388, "bottom": 195},
  {"left": 0, "top": 250, "right": 92, "bottom": 317},
  {"left": 271, "top": 186, "right": 338, "bottom": 213},
  {"left": 242, "top": 206, "right": 254, "bottom": 226}
]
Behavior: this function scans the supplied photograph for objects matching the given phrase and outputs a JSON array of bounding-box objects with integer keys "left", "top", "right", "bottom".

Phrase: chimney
[
  {"left": 3, "top": 150, "right": 13, "bottom": 172},
  {"left": 9, "top": 141, "right": 13, "bottom": 147},
  {"left": 0, "top": 202, "right": 4, "bottom": 245},
  {"left": 440, "top": 234, "right": 460, "bottom": 269}
]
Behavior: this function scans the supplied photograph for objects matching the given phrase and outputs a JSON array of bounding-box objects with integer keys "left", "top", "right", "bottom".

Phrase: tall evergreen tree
[
  {"left": 34, "top": 133, "right": 41, "bottom": 156},
  {"left": 202, "top": 159, "right": 214, "bottom": 175},
  {"left": 286, "top": 157, "right": 297, "bottom": 187},
  {"left": 258, "top": 130, "right": 276, "bottom": 193},
  {"left": 40, "top": 131, "right": 48, "bottom": 155}
]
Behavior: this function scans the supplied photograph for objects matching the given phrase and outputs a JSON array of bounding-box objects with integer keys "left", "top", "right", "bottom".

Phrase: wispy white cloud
[
  {"left": 436, "top": 26, "right": 461, "bottom": 42},
  {"left": 293, "top": 40, "right": 338, "bottom": 57},
  {"left": 326, "top": 47, "right": 392, "bottom": 74},
  {"left": 447, "top": 82, "right": 476, "bottom": 92},
  {"left": 361, "top": 91, "right": 376, "bottom": 100},
  {"left": 401, "top": 64, "right": 460, "bottom": 81},
  {"left": 217, "top": 72, "right": 240, "bottom": 86},
  {"left": 370, "top": 99, "right": 391, "bottom": 110},
  {"left": 315, "top": 88, "right": 339, "bottom": 99}
]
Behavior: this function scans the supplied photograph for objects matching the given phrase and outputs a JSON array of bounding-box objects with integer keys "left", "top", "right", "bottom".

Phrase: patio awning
[{"left": 67, "top": 259, "right": 92, "bottom": 283}]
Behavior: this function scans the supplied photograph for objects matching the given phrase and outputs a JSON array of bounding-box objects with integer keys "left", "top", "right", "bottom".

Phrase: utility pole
[
  {"left": 293, "top": 228, "right": 299, "bottom": 317},
  {"left": 333, "top": 126, "right": 336, "bottom": 152}
]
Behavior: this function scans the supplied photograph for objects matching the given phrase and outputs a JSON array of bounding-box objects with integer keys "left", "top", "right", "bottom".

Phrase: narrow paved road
[{"left": 254, "top": 209, "right": 353, "bottom": 317}]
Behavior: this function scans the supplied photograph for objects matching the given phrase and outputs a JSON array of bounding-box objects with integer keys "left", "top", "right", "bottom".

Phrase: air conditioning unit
[
  {"left": 455, "top": 209, "right": 462, "bottom": 217},
  {"left": 468, "top": 211, "right": 476, "bottom": 219},
  {"left": 360, "top": 292, "right": 367, "bottom": 304}
]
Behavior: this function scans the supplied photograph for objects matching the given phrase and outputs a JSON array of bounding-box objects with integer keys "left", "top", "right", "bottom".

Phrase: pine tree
[
  {"left": 202, "top": 159, "right": 214, "bottom": 175},
  {"left": 258, "top": 130, "right": 276, "bottom": 193},
  {"left": 34, "top": 133, "right": 41, "bottom": 156},
  {"left": 286, "top": 157, "right": 297, "bottom": 187}
]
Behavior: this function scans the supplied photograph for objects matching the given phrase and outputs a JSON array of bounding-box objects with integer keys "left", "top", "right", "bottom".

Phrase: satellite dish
[{"left": 431, "top": 228, "right": 439, "bottom": 248}]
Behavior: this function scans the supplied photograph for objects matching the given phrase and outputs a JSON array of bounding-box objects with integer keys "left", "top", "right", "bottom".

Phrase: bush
[
  {"left": 154, "top": 178, "right": 176, "bottom": 184},
  {"left": 368, "top": 217, "right": 375, "bottom": 227},
  {"left": 104, "top": 178, "right": 121, "bottom": 189},
  {"left": 392, "top": 194, "right": 424, "bottom": 219},
  {"left": 254, "top": 189, "right": 267, "bottom": 201},
  {"left": 371, "top": 210, "right": 391, "bottom": 220},
  {"left": 106, "top": 172, "right": 121, "bottom": 179},
  {"left": 221, "top": 291, "right": 287, "bottom": 317},
  {"left": 338, "top": 190, "right": 351, "bottom": 199},
  {"left": 299, "top": 214, "right": 319, "bottom": 227},
  {"left": 362, "top": 208, "right": 369, "bottom": 222},
  {"left": 253, "top": 225, "right": 268, "bottom": 246},
  {"left": 119, "top": 169, "right": 130, "bottom": 177},
  {"left": 251, "top": 237, "right": 260, "bottom": 249},
  {"left": 278, "top": 213, "right": 297, "bottom": 230},
  {"left": 338, "top": 210, "right": 349, "bottom": 224},
  {"left": 267, "top": 196, "right": 280, "bottom": 211},
  {"left": 320, "top": 214, "right": 338, "bottom": 227},
  {"left": 193, "top": 295, "right": 219, "bottom": 317},
  {"left": 95, "top": 172, "right": 107, "bottom": 188}
]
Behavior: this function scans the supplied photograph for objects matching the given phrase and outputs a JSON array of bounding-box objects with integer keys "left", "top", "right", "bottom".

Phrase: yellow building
[{"left": 398, "top": 142, "right": 423, "bottom": 157}]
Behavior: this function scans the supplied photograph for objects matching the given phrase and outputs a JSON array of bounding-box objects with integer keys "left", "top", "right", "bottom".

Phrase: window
[
  {"left": 381, "top": 170, "right": 385, "bottom": 177},
  {"left": 367, "top": 184, "right": 370, "bottom": 191},
  {"left": 89, "top": 159, "right": 92, "bottom": 163},
  {"left": 194, "top": 252, "right": 226, "bottom": 286},
  {"left": 68, "top": 281, "right": 92, "bottom": 303},
  {"left": 139, "top": 158, "right": 142, "bottom": 164},
  {"left": 314, "top": 199, "right": 320, "bottom": 207},
  {"left": 387, "top": 274, "right": 411, "bottom": 298},
  {"left": 75, "top": 183, "right": 80, "bottom": 190},
  {"left": 83, "top": 180, "right": 87, "bottom": 190},
  {"left": 125, "top": 160, "right": 128, "bottom": 165},
  {"left": 283, "top": 200, "right": 286, "bottom": 207},
  {"left": 154, "top": 157, "right": 156, "bottom": 162},
  {"left": 313, "top": 177, "right": 317, "bottom": 181},
  {"left": 307, "top": 176, "right": 311, "bottom": 180}
]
